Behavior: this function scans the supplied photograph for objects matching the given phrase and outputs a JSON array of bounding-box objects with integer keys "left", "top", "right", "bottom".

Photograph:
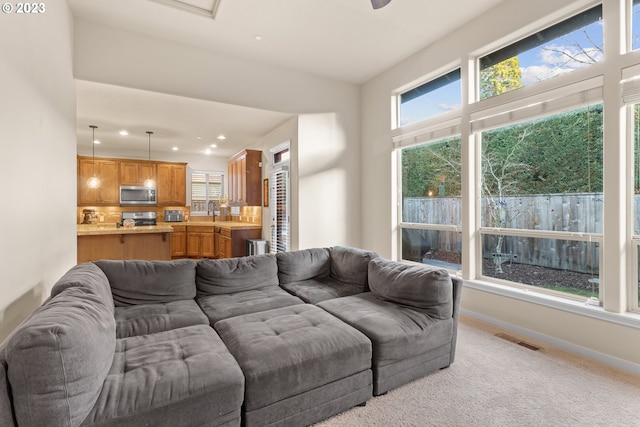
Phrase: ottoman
[{"left": 215, "top": 304, "right": 373, "bottom": 427}]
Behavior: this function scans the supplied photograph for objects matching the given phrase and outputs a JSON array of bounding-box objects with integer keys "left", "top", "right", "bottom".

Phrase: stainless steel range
[{"left": 121, "top": 211, "right": 157, "bottom": 226}]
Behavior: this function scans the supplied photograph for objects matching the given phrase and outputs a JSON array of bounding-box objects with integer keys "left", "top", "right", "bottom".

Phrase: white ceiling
[{"left": 70, "top": 0, "right": 506, "bottom": 159}]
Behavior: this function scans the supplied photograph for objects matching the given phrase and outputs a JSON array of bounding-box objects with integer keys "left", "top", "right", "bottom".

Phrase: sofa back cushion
[
  {"left": 5, "top": 281, "right": 116, "bottom": 427},
  {"left": 196, "top": 254, "right": 278, "bottom": 296},
  {"left": 276, "top": 248, "right": 330, "bottom": 284},
  {"left": 329, "top": 246, "right": 378, "bottom": 289},
  {"left": 368, "top": 258, "right": 453, "bottom": 319},
  {"left": 95, "top": 259, "right": 196, "bottom": 307}
]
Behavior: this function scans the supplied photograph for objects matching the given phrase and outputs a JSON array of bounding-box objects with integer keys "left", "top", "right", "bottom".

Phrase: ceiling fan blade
[{"left": 371, "top": 0, "right": 392, "bottom": 9}]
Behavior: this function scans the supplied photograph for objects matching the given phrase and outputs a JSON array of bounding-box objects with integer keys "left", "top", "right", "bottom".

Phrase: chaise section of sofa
[
  {"left": 317, "top": 257, "right": 463, "bottom": 395},
  {"left": 277, "top": 246, "right": 379, "bottom": 304},
  {"left": 94, "top": 259, "right": 209, "bottom": 338},
  {"left": 196, "top": 254, "right": 304, "bottom": 324}
]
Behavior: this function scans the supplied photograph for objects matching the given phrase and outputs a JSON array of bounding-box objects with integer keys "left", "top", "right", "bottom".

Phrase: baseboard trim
[{"left": 461, "top": 309, "right": 640, "bottom": 376}]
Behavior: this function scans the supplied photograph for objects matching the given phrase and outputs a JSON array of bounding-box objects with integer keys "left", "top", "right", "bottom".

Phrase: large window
[
  {"left": 398, "top": 69, "right": 461, "bottom": 127},
  {"left": 190, "top": 171, "right": 224, "bottom": 216},
  {"left": 479, "top": 5, "right": 602, "bottom": 100},
  {"left": 479, "top": 105, "right": 603, "bottom": 299},
  {"left": 400, "top": 136, "right": 462, "bottom": 265}
]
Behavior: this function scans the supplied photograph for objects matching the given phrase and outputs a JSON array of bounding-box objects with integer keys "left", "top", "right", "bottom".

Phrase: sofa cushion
[
  {"left": 215, "top": 304, "right": 372, "bottom": 412},
  {"left": 51, "top": 263, "right": 114, "bottom": 312},
  {"left": 198, "top": 287, "right": 304, "bottom": 324},
  {"left": 81, "top": 325, "right": 244, "bottom": 427},
  {"left": 114, "top": 299, "right": 210, "bottom": 338},
  {"left": 95, "top": 259, "right": 196, "bottom": 307},
  {"left": 276, "top": 248, "right": 330, "bottom": 284},
  {"left": 280, "top": 278, "right": 367, "bottom": 304},
  {"left": 368, "top": 258, "right": 453, "bottom": 320},
  {"left": 5, "top": 285, "right": 116, "bottom": 427},
  {"left": 317, "top": 292, "right": 453, "bottom": 366},
  {"left": 329, "top": 246, "right": 378, "bottom": 290},
  {"left": 196, "top": 254, "right": 278, "bottom": 296}
]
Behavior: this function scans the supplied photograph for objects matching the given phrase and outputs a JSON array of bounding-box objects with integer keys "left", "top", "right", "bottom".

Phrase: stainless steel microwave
[{"left": 120, "top": 185, "right": 157, "bottom": 206}]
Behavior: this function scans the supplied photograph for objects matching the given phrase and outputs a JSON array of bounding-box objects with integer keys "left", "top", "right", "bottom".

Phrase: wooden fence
[{"left": 403, "top": 193, "right": 607, "bottom": 273}]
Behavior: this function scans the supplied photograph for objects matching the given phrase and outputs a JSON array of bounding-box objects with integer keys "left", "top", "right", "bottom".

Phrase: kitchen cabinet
[
  {"left": 217, "top": 226, "right": 262, "bottom": 258},
  {"left": 228, "top": 149, "right": 262, "bottom": 206},
  {"left": 187, "top": 226, "right": 215, "bottom": 258},
  {"left": 77, "top": 232, "right": 171, "bottom": 263},
  {"left": 157, "top": 163, "right": 186, "bottom": 206},
  {"left": 170, "top": 225, "right": 187, "bottom": 258},
  {"left": 78, "top": 157, "right": 120, "bottom": 205},
  {"left": 120, "top": 160, "right": 156, "bottom": 186}
]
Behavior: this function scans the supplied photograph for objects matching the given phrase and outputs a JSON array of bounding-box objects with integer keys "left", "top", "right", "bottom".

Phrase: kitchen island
[
  {"left": 77, "top": 221, "right": 263, "bottom": 263},
  {"left": 77, "top": 224, "right": 174, "bottom": 263}
]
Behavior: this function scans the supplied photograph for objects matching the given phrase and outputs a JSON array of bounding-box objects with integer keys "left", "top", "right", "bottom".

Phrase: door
[{"left": 269, "top": 168, "right": 290, "bottom": 253}]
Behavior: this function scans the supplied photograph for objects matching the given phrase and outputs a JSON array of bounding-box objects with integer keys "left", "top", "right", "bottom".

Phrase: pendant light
[
  {"left": 86, "top": 125, "right": 101, "bottom": 189},
  {"left": 143, "top": 131, "right": 156, "bottom": 188}
]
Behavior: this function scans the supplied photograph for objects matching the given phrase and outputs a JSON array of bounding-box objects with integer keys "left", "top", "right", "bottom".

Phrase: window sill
[{"left": 462, "top": 278, "right": 640, "bottom": 329}]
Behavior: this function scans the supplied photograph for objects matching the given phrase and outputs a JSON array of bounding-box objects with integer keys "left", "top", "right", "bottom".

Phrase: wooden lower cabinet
[
  {"left": 187, "top": 226, "right": 215, "bottom": 258},
  {"left": 170, "top": 226, "right": 187, "bottom": 258},
  {"left": 78, "top": 233, "right": 171, "bottom": 263},
  {"left": 219, "top": 227, "right": 262, "bottom": 258}
]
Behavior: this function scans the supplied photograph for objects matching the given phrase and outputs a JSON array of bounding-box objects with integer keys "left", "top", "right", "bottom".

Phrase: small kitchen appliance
[
  {"left": 164, "top": 209, "right": 183, "bottom": 222},
  {"left": 121, "top": 211, "right": 157, "bottom": 226}
]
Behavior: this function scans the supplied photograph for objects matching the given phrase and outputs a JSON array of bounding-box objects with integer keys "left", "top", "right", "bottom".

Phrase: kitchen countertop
[
  {"left": 158, "top": 221, "right": 262, "bottom": 230},
  {"left": 77, "top": 221, "right": 261, "bottom": 236},
  {"left": 77, "top": 224, "right": 174, "bottom": 236}
]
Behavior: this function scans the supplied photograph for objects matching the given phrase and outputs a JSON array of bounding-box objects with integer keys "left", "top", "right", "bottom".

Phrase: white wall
[
  {"left": 361, "top": 0, "right": 640, "bottom": 371},
  {"left": 0, "top": 4, "right": 77, "bottom": 340},
  {"left": 73, "top": 19, "right": 362, "bottom": 249}
]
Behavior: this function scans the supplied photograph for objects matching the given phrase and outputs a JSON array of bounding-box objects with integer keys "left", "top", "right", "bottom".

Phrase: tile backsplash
[{"left": 77, "top": 205, "right": 261, "bottom": 224}]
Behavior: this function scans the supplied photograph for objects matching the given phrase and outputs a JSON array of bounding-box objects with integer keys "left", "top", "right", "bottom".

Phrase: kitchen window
[{"left": 190, "top": 170, "right": 224, "bottom": 216}]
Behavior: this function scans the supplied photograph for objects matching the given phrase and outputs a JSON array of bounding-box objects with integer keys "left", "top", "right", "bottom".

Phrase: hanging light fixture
[
  {"left": 86, "top": 125, "right": 101, "bottom": 189},
  {"left": 143, "top": 131, "right": 156, "bottom": 188}
]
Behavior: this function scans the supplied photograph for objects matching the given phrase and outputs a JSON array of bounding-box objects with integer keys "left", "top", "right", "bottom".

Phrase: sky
[{"left": 400, "top": 8, "right": 613, "bottom": 127}]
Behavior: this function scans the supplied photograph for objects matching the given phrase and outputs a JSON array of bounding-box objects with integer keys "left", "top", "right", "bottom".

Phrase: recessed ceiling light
[
  {"left": 119, "top": 130, "right": 129, "bottom": 136},
  {"left": 254, "top": 35, "right": 263, "bottom": 41},
  {"left": 93, "top": 140, "right": 101, "bottom": 144},
  {"left": 204, "top": 149, "right": 212, "bottom": 155},
  {"left": 196, "top": 136, "right": 202, "bottom": 140},
  {"left": 209, "top": 143, "right": 217, "bottom": 148},
  {"left": 217, "top": 135, "right": 226, "bottom": 140},
  {"left": 172, "top": 147, "right": 179, "bottom": 151}
]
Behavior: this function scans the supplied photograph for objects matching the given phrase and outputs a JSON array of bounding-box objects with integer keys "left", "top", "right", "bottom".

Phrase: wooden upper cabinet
[
  {"left": 78, "top": 157, "right": 120, "bottom": 205},
  {"left": 228, "top": 149, "right": 262, "bottom": 206},
  {"left": 78, "top": 156, "right": 185, "bottom": 206},
  {"left": 120, "top": 161, "right": 156, "bottom": 186},
  {"left": 157, "top": 162, "right": 186, "bottom": 206}
]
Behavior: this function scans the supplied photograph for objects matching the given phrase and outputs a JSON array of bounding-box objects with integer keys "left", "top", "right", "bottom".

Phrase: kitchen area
[{"left": 77, "top": 149, "right": 265, "bottom": 264}]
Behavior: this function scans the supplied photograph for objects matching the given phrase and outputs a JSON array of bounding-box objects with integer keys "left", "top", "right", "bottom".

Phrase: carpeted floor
[{"left": 316, "top": 315, "right": 640, "bottom": 427}]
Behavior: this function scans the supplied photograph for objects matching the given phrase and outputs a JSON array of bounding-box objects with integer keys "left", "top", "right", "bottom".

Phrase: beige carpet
[{"left": 316, "top": 315, "right": 640, "bottom": 427}]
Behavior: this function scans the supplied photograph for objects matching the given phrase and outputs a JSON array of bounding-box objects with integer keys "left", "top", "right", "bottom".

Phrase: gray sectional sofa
[{"left": 0, "top": 246, "right": 462, "bottom": 427}]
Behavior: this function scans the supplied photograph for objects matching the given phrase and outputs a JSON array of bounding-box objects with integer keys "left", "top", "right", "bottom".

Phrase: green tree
[
  {"left": 480, "top": 57, "right": 523, "bottom": 99},
  {"left": 402, "top": 137, "right": 461, "bottom": 198}
]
